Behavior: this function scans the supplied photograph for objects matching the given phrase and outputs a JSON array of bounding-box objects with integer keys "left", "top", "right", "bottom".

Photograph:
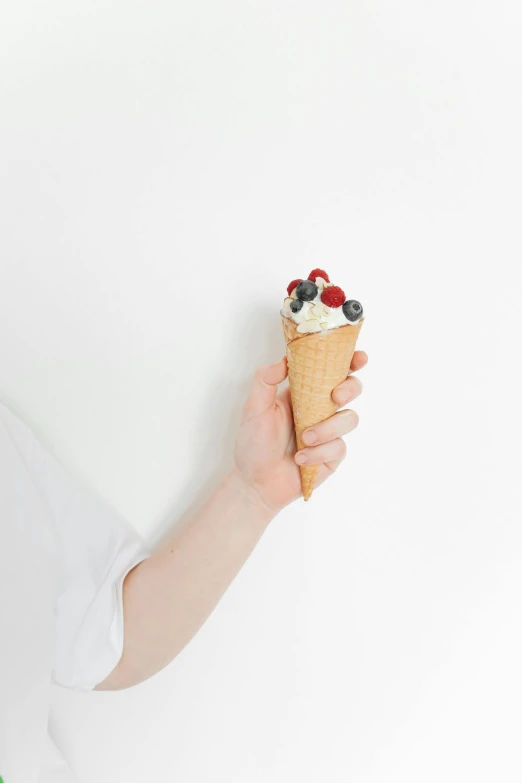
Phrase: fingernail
[
  {"left": 295, "top": 452, "right": 307, "bottom": 465},
  {"left": 303, "top": 430, "right": 317, "bottom": 445}
]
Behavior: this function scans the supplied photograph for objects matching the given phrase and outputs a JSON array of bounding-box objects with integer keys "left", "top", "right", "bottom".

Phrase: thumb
[{"left": 242, "top": 357, "right": 288, "bottom": 421}]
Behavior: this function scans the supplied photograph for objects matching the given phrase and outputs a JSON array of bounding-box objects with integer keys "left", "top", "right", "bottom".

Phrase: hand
[{"left": 234, "top": 350, "right": 368, "bottom": 514}]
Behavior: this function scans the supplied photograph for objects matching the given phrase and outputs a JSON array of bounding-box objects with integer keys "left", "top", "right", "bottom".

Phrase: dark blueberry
[
  {"left": 295, "top": 280, "right": 318, "bottom": 301},
  {"left": 342, "top": 300, "right": 363, "bottom": 322},
  {"left": 290, "top": 299, "right": 304, "bottom": 313}
]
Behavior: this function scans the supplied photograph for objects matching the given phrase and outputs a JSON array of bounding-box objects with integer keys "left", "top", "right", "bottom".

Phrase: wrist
[{"left": 227, "top": 468, "right": 278, "bottom": 526}]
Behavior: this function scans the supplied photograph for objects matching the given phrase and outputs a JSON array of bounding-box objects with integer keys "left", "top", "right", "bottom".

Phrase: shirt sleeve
[{"left": 27, "top": 419, "right": 151, "bottom": 691}]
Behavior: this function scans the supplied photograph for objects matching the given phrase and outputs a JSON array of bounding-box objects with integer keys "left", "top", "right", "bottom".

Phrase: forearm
[{"left": 96, "top": 468, "right": 275, "bottom": 690}]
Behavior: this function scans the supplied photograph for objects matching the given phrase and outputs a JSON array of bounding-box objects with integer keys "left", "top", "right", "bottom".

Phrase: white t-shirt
[{"left": 0, "top": 400, "right": 150, "bottom": 782}]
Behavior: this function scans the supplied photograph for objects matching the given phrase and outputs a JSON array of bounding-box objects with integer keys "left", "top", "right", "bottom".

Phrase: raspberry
[
  {"left": 308, "top": 268, "right": 330, "bottom": 283},
  {"left": 321, "top": 285, "right": 345, "bottom": 308},
  {"left": 287, "top": 278, "right": 303, "bottom": 296}
]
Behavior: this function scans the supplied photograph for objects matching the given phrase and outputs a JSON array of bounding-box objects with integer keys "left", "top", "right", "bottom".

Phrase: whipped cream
[{"left": 281, "top": 275, "right": 363, "bottom": 334}]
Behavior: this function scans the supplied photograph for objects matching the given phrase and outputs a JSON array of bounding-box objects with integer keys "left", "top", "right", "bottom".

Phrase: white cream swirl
[{"left": 282, "top": 277, "right": 362, "bottom": 334}]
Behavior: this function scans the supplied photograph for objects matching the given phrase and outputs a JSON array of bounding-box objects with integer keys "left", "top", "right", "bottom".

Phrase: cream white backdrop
[{"left": 1, "top": 1, "right": 521, "bottom": 781}]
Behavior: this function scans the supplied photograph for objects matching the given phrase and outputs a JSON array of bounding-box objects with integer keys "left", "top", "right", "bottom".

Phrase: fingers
[
  {"left": 315, "top": 458, "right": 345, "bottom": 487},
  {"left": 349, "top": 350, "right": 368, "bottom": 374},
  {"left": 301, "top": 408, "right": 359, "bottom": 448},
  {"left": 331, "top": 350, "right": 367, "bottom": 406},
  {"left": 332, "top": 376, "right": 363, "bottom": 407},
  {"left": 291, "top": 350, "right": 366, "bottom": 474},
  {"left": 242, "top": 357, "right": 288, "bottom": 421},
  {"left": 295, "top": 436, "right": 347, "bottom": 467}
]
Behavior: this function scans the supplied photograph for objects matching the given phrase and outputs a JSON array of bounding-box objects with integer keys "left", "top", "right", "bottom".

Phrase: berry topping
[
  {"left": 308, "top": 268, "right": 330, "bottom": 283},
  {"left": 320, "top": 285, "right": 345, "bottom": 308},
  {"left": 342, "top": 300, "right": 363, "bottom": 322},
  {"left": 295, "top": 280, "right": 319, "bottom": 301},
  {"left": 287, "top": 278, "right": 303, "bottom": 296},
  {"left": 290, "top": 299, "right": 304, "bottom": 313}
]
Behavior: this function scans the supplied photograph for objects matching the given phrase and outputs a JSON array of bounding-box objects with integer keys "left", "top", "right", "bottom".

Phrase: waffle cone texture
[{"left": 281, "top": 314, "right": 363, "bottom": 500}]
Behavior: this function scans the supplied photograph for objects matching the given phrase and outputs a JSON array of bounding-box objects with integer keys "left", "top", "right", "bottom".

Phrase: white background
[{"left": 1, "top": 1, "right": 522, "bottom": 781}]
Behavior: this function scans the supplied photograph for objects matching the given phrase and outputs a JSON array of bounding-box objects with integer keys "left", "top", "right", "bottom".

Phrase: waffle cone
[{"left": 281, "top": 313, "right": 363, "bottom": 500}]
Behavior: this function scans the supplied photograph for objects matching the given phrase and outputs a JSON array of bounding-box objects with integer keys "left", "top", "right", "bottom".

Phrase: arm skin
[{"left": 96, "top": 351, "right": 368, "bottom": 690}]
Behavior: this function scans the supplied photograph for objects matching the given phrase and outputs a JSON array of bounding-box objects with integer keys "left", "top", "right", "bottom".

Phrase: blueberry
[
  {"left": 342, "top": 300, "right": 363, "bottom": 322},
  {"left": 295, "top": 280, "right": 318, "bottom": 301},
  {"left": 290, "top": 299, "right": 304, "bottom": 313}
]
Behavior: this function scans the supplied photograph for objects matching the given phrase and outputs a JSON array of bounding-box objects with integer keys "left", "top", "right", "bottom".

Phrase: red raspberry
[
  {"left": 321, "top": 285, "right": 346, "bottom": 308},
  {"left": 308, "top": 268, "right": 330, "bottom": 283},
  {"left": 287, "top": 278, "right": 303, "bottom": 296}
]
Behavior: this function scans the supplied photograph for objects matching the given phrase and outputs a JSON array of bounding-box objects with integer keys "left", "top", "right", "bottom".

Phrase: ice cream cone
[{"left": 281, "top": 313, "right": 363, "bottom": 500}]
